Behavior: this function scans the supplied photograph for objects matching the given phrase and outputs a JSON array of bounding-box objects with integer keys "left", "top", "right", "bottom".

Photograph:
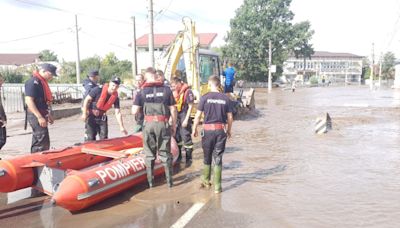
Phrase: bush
[{"left": 0, "top": 68, "right": 25, "bottom": 83}]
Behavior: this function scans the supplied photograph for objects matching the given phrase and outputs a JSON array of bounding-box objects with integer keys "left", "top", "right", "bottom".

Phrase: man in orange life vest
[
  {"left": 192, "top": 75, "right": 233, "bottom": 193},
  {"left": 132, "top": 67, "right": 177, "bottom": 188},
  {"left": 81, "top": 77, "right": 128, "bottom": 141},
  {"left": 170, "top": 77, "right": 195, "bottom": 163},
  {"left": 24, "top": 63, "right": 57, "bottom": 152}
]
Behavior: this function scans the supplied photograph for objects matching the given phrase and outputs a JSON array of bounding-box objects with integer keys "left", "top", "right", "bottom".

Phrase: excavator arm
[{"left": 156, "top": 17, "right": 201, "bottom": 100}]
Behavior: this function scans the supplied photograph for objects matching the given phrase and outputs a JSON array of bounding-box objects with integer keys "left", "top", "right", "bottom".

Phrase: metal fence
[{"left": 1, "top": 84, "right": 84, "bottom": 113}]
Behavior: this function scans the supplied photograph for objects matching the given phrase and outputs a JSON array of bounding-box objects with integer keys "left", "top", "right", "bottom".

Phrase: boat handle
[{"left": 0, "top": 169, "right": 6, "bottom": 177}]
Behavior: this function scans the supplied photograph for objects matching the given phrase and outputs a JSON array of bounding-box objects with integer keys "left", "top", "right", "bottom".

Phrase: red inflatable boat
[{"left": 0, "top": 134, "right": 178, "bottom": 211}]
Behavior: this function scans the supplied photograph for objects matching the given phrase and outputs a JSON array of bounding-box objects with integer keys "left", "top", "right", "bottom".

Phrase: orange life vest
[
  {"left": 96, "top": 83, "right": 118, "bottom": 111},
  {"left": 173, "top": 83, "right": 189, "bottom": 112},
  {"left": 33, "top": 71, "right": 53, "bottom": 104}
]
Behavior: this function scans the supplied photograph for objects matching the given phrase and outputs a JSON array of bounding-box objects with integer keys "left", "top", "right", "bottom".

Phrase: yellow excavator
[{"left": 156, "top": 17, "right": 255, "bottom": 116}]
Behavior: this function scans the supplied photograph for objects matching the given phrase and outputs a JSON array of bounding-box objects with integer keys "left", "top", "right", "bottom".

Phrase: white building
[{"left": 283, "top": 51, "right": 363, "bottom": 83}]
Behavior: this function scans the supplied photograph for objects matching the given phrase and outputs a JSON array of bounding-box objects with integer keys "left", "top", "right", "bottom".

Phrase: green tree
[
  {"left": 382, "top": 52, "right": 396, "bottom": 80},
  {"left": 222, "top": 0, "right": 314, "bottom": 81},
  {"left": 292, "top": 21, "right": 314, "bottom": 77},
  {"left": 102, "top": 52, "right": 118, "bottom": 66},
  {"left": 58, "top": 53, "right": 133, "bottom": 84},
  {"left": 39, "top": 49, "right": 59, "bottom": 62},
  {"left": 81, "top": 55, "right": 101, "bottom": 79}
]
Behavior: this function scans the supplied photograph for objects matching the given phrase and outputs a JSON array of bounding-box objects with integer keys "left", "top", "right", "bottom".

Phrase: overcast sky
[{"left": 1, "top": 0, "right": 400, "bottom": 62}]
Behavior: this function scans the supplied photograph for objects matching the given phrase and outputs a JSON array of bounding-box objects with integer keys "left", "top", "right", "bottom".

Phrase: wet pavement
[{"left": 1, "top": 86, "right": 400, "bottom": 228}]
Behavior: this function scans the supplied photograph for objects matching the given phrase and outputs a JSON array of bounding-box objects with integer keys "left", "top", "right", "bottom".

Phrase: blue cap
[
  {"left": 41, "top": 63, "right": 57, "bottom": 76},
  {"left": 111, "top": 76, "right": 121, "bottom": 85},
  {"left": 89, "top": 70, "right": 99, "bottom": 77}
]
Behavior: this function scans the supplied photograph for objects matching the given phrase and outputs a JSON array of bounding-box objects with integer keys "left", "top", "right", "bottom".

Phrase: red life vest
[
  {"left": 96, "top": 83, "right": 118, "bottom": 111},
  {"left": 173, "top": 83, "right": 189, "bottom": 112},
  {"left": 32, "top": 71, "right": 53, "bottom": 104}
]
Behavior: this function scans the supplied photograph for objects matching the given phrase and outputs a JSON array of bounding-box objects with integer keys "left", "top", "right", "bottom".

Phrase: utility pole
[
  {"left": 148, "top": 0, "right": 155, "bottom": 67},
  {"left": 75, "top": 14, "right": 81, "bottom": 85},
  {"left": 370, "top": 43, "right": 374, "bottom": 90},
  {"left": 131, "top": 16, "right": 138, "bottom": 78},
  {"left": 268, "top": 40, "right": 272, "bottom": 92},
  {"left": 378, "top": 53, "right": 382, "bottom": 88}
]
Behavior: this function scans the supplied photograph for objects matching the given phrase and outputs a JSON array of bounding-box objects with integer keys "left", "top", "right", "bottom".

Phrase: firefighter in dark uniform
[
  {"left": 82, "top": 70, "right": 100, "bottom": 140},
  {"left": 81, "top": 77, "right": 128, "bottom": 141},
  {"left": 192, "top": 75, "right": 233, "bottom": 193},
  {"left": 170, "top": 77, "right": 195, "bottom": 163},
  {"left": 82, "top": 70, "right": 100, "bottom": 98},
  {"left": 132, "top": 67, "right": 177, "bottom": 188},
  {"left": 24, "top": 63, "right": 57, "bottom": 152}
]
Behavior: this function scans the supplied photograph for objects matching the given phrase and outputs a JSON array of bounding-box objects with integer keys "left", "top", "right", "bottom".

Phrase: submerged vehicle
[{"left": 0, "top": 134, "right": 178, "bottom": 211}]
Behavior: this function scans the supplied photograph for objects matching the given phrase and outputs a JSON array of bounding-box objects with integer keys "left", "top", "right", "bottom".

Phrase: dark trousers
[
  {"left": 143, "top": 121, "right": 172, "bottom": 165},
  {"left": 202, "top": 129, "right": 227, "bottom": 166},
  {"left": 0, "top": 126, "right": 6, "bottom": 150},
  {"left": 175, "top": 112, "right": 193, "bottom": 149},
  {"left": 85, "top": 115, "right": 108, "bottom": 141},
  {"left": 28, "top": 112, "right": 50, "bottom": 153},
  {"left": 224, "top": 84, "right": 234, "bottom": 93}
]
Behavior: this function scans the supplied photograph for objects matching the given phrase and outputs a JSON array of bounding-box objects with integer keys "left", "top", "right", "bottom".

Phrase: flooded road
[
  {"left": 196, "top": 86, "right": 400, "bottom": 228},
  {"left": 1, "top": 86, "right": 400, "bottom": 227}
]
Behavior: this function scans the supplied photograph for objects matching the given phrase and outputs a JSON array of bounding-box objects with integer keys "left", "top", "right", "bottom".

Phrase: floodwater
[
  {"left": 204, "top": 86, "right": 400, "bottom": 228},
  {"left": 1, "top": 86, "right": 400, "bottom": 227}
]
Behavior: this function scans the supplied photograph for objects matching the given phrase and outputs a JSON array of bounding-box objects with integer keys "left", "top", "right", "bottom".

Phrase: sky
[{"left": 1, "top": 0, "right": 400, "bottom": 62}]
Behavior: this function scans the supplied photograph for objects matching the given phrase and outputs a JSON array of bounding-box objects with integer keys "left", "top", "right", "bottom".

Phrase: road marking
[{"left": 171, "top": 202, "right": 205, "bottom": 228}]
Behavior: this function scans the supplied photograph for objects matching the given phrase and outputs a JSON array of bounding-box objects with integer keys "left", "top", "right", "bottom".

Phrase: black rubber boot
[
  {"left": 177, "top": 145, "right": 182, "bottom": 162},
  {"left": 185, "top": 148, "right": 193, "bottom": 162}
]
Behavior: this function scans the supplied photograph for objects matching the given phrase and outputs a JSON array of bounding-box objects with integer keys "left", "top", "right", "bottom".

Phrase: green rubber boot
[
  {"left": 213, "top": 165, "right": 222, "bottom": 193},
  {"left": 146, "top": 160, "right": 155, "bottom": 188},
  {"left": 200, "top": 165, "right": 211, "bottom": 188}
]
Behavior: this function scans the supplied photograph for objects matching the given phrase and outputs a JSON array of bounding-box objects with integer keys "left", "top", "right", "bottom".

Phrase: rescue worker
[
  {"left": 131, "top": 74, "right": 145, "bottom": 133},
  {"left": 81, "top": 77, "right": 128, "bottom": 141},
  {"left": 82, "top": 70, "right": 100, "bottom": 98},
  {"left": 192, "top": 75, "right": 233, "bottom": 193},
  {"left": 156, "top": 69, "right": 170, "bottom": 86},
  {"left": 223, "top": 63, "right": 235, "bottom": 93},
  {"left": 24, "top": 63, "right": 57, "bottom": 152},
  {"left": 0, "top": 74, "right": 6, "bottom": 150},
  {"left": 82, "top": 70, "right": 100, "bottom": 140},
  {"left": 170, "top": 77, "right": 194, "bottom": 163},
  {"left": 132, "top": 67, "right": 177, "bottom": 188}
]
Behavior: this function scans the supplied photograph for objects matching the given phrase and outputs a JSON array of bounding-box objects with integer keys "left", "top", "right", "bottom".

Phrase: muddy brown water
[{"left": 1, "top": 86, "right": 400, "bottom": 227}]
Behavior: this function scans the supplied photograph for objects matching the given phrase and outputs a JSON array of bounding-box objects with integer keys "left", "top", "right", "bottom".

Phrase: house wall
[{"left": 283, "top": 56, "right": 363, "bottom": 83}]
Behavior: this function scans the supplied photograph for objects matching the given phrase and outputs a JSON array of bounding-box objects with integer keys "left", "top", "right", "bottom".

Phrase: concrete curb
[{"left": 52, "top": 107, "right": 82, "bottom": 120}]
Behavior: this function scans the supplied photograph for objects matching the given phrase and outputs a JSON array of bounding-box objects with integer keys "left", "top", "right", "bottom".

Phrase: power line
[
  {"left": 80, "top": 30, "right": 131, "bottom": 51},
  {"left": 14, "top": 0, "right": 133, "bottom": 25},
  {"left": 0, "top": 28, "right": 69, "bottom": 44},
  {"left": 154, "top": 0, "right": 174, "bottom": 21}
]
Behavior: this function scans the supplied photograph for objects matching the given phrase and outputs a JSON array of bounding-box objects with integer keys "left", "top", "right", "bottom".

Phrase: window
[{"left": 199, "top": 55, "right": 220, "bottom": 84}]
